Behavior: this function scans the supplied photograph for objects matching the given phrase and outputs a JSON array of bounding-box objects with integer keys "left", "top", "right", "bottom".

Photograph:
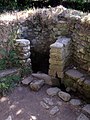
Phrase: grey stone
[
  {"left": 43, "top": 97, "right": 54, "bottom": 106},
  {"left": 46, "top": 87, "right": 60, "bottom": 96},
  {"left": 40, "top": 101, "right": 49, "bottom": 109},
  {"left": 22, "top": 76, "right": 33, "bottom": 85},
  {"left": 15, "top": 39, "right": 30, "bottom": 47},
  {"left": 50, "top": 106, "right": 59, "bottom": 115},
  {"left": 30, "top": 80, "right": 44, "bottom": 91},
  {"left": 82, "top": 104, "right": 90, "bottom": 114},
  {"left": 77, "top": 113, "right": 89, "bottom": 120},
  {"left": 19, "top": 52, "right": 31, "bottom": 59},
  {"left": 65, "top": 69, "right": 83, "bottom": 79},
  {"left": 0, "top": 68, "right": 20, "bottom": 79},
  {"left": 5, "top": 116, "right": 12, "bottom": 120},
  {"left": 58, "top": 91, "right": 71, "bottom": 102},
  {"left": 32, "top": 73, "right": 52, "bottom": 85},
  {"left": 70, "top": 99, "right": 82, "bottom": 106}
]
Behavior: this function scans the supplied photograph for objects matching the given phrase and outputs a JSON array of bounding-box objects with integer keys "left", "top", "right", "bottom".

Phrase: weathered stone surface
[
  {"left": 70, "top": 99, "right": 82, "bottom": 106},
  {"left": 77, "top": 113, "right": 89, "bottom": 120},
  {"left": 15, "top": 39, "right": 30, "bottom": 47},
  {"left": 0, "top": 68, "right": 20, "bottom": 78},
  {"left": 30, "top": 80, "right": 44, "bottom": 91},
  {"left": 40, "top": 101, "right": 50, "bottom": 109},
  {"left": 50, "top": 106, "right": 59, "bottom": 115},
  {"left": 32, "top": 73, "right": 52, "bottom": 85},
  {"left": 22, "top": 75, "right": 33, "bottom": 85},
  {"left": 82, "top": 104, "right": 90, "bottom": 114},
  {"left": 43, "top": 97, "right": 54, "bottom": 106},
  {"left": 65, "top": 69, "right": 83, "bottom": 79},
  {"left": 46, "top": 87, "right": 60, "bottom": 96},
  {"left": 58, "top": 91, "right": 71, "bottom": 102}
]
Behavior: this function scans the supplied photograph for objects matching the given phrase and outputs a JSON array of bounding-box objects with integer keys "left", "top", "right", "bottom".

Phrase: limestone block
[
  {"left": 50, "top": 106, "right": 59, "bottom": 115},
  {"left": 58, "top": 91, "right": 71, "bottom": 102},
  {"left": 46, "top": 87, "right": 60, "bottom": 96},
  {"left": 70, "top": 99, "right": 82, "bottom": 106},
  {"left": 77, "top": 113, "right": 89, "bottom": 120},
  {"left": 15, "top": 39, "right": 30, "bottom": 47},
  {"left": 30, "top": 79, "right": 44, "bottom": 91},
  {"left": 82, "top": 104, "right": 90, "bottom": 114},
  {"left": 65, "top": 69, "right": 83, "bottom": 80},
  {"left": 19, "top": 52, "right": 31, "bottom": 59},
  {"left": 32, "top": 73, "right": 52, "bottom": 85},
  {"left": 15, "top": 45, "right": 30, "bottom": 53}
]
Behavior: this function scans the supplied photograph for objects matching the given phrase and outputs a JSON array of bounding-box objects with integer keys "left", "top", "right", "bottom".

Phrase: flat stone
[
  {"left": 30, "top": 80, "right": 44, "bottom": 91},
  {"left": 32, "top": 73, "right": 52, "bottom": 85},
  {"left": 82, "top": 104, "right": 90, "bottom": 114},
  {"left": 0, "top": 68, "right": 20, "bottom": 78},
  {"left": 40, "top": 101, "right": 49, "bottom": 109},
  {"left": 50, "top": 106, "right": 59, "bottom": 115},
  {"left": 43, "top": 97, "right": 54, "bottom": 106},
  {"left": 46, "top": 87, "right": 60, "bottom": 96},
  {"left": 65, "top": 69, "right": 83, "bottom": 79},
  {"left": 77, "top": 113, "right": 89, "bottom": 120},
  {"left": 70, "top": 99, "right": 82, "bottom": 106},
  {"left": 15, "top": 39, "right": 30, "bottom": 47},
  {"left": 58, "top": 91, "right": 71, "bottom": 102},
  {"left": 22, "top": 76, "right": 33, "bottom": 85}
]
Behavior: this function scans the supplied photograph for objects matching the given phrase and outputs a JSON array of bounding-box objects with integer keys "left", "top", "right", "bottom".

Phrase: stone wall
[{"left": 0, "top": 6, "right": 90, "bottom": 74}]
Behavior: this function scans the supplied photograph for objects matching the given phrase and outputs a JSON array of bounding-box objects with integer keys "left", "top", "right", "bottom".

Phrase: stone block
[
  {"left": 65, "top": 69, "right": 83, "bottom": 80},
  {"left": 30, "top": 79, "right": 45, "bottom": 91},
  {"left": 32, "top": 73, "right": 52, "bottom": 85},
  {"left": 46, "top": 87, "right": 60, "bottom": 96},
  {"left": 58, "top": 91, "right": 71, "bottom": 102},
  {"left": 15, "top": 39, "right": 30, "bottom": 47}
]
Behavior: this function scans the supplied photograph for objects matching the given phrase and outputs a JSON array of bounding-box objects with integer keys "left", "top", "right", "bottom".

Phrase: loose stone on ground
[
  {"left": 32, "top": 73, "right": 52, "bottom": 85},
  {"left": 82, "top": 104, "right": 90, "bottom": 114},
  {"left": 30, "top": 79, "right": 44, "bottom": 91},
  {"left": 40, "top": 101, "right": 50, "bottom": 109},
  {"left": 22, "top": 75, "right": 33, "bottom": 85},
  {"left": 70, "top": 99, "right": 82, "bottom": 106},
  {"left": 46, "top": 87, "right": 60, "bottom": 96},
  {"left": 58, "top": 91, "right": 71, "bottom": 102},
  {"left": 50, "top": 106, "right": 59, "bottom": 115},
  {"left": 43, "top": 97, "right": 54, "bottom": 106},
  {"left": 77, "top": 113, "right": 89, "bottom": 120}
]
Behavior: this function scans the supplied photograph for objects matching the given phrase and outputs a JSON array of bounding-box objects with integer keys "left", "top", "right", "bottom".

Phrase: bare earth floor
[{"left": 0, "top": 85, "right": 89, "bottom": 120}]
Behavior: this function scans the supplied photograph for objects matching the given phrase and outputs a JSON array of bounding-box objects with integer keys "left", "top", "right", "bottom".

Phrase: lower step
[{"left": 63, "top": 68, "right": 90, "bottom": 102}]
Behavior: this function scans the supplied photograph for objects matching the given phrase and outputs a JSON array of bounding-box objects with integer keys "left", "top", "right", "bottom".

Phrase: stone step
[
  {"left": 0, "top": 68, "right": 20, "bottom": 79},
  {"left": 63, "top": 68, "right": 90, "bottom": 100}
]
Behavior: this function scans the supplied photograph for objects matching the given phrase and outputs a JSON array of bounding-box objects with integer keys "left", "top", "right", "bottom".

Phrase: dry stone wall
[{"left": 0, "top": 6, "right": 90, "bottom": 74}]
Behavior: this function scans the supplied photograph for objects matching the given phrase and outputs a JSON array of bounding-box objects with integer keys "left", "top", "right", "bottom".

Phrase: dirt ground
[{"left": 0, "top": 85, "right": 85, "bottom": 120}]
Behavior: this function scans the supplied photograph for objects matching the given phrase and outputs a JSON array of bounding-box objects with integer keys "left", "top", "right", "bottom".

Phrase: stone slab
[
  {"left": 22, "top": 75, "right": 33, "bottom": 85},
  {"left": 82, "top": 104, "right": 90, "bottom": 114},
  {"left": 77, "top": 113, "right": 89, "bottom": 120},
  {"left": 46, "top": 87, "right": 60, "bottom": 96},
  {"left": 58, "top": 91, "right": 71, "bottom": 102},
  {"left": 65, "top": 69, "right": 83, "bottom": 79}
]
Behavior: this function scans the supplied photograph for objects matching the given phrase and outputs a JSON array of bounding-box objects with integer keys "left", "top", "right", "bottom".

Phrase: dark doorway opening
[{"left": 30, "top": 51, "right": 49, "bottom": 74}]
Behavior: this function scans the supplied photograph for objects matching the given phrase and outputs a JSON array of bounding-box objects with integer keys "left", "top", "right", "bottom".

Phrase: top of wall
[{"left": 0, "top": 5, "right": 90, "bottom": 24}]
